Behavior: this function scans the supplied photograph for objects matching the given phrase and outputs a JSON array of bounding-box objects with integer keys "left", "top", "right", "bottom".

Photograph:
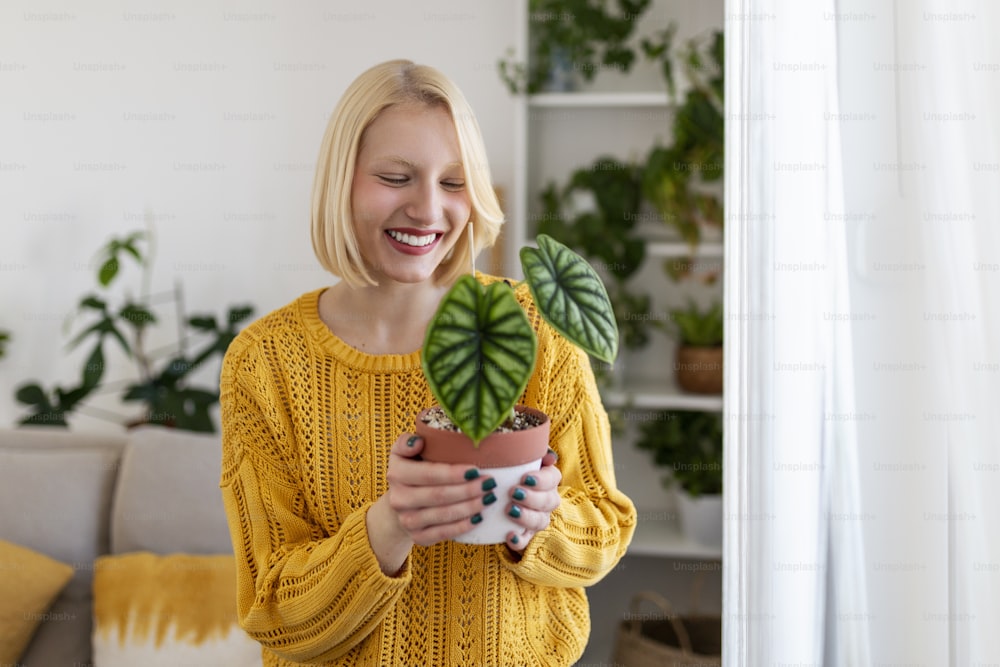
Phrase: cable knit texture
[{"left": 219, "top": 273, "right": 636, "bottom": 666}]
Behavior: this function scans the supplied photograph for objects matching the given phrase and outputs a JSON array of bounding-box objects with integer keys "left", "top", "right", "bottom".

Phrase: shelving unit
[{"left": 504, "top": 1, "right": 724, "bottom": 661}]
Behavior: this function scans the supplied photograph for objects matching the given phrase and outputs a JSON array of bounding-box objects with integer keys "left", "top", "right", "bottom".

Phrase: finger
[
  {"left": 505, "top": 501, "right": 554, "bottom": 534},
  {"left": 390, "top": 474, "right": 494, "bottom": 510},
  {"left": 506, "top": 528, "right": 533, "bottom": 553},
  {"left": 540, "top": 448, "right": 559, "bottom": 467},
  {"left": 508, "top": 484, "right": 561, "bottom": 514},
  {"left": 397, "top": 497, "right": 487, "bottom": 544},
  {"left": 520, "top": 464, "right": 562, "bottom": 491},
  {"left": 389, "top": 455, "right": 485, "bottom": 488},
  {"left": 391, "top": 433, "right": 425, "bottom": 458}
]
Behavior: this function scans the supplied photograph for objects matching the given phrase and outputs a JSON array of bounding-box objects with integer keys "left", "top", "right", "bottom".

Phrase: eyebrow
[{"left": 373, "top": 156, "right": 463, "bottom": 171}]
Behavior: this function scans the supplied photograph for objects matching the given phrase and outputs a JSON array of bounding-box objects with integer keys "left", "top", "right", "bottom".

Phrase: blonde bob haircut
[{"left": 311, "top": 59, "right": 505, "bottom": 287}]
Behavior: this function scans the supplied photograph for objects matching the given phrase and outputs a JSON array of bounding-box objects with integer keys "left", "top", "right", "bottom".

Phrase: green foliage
[
  {"left": 498, "top": 0, "right": 652, "bottom": 94},
  {"left": 423, "top": 234, "right": 617, "bottom": 445},
  {"left": 423, "top": 276, "right": 537, "bottom": 444},
  {"left": 641, "top": 27, "right": 725, "bottom": 279},
  {"left": 537, "top": 156, "right": 655, "bottom": 350},
  {"left": 15, "top": 231, "right": 253, "bottom": 432},
  {"left": 635, "top": 410, "right": 722, "bottom": 496},
  {"left": 520, "top": 234, "right": 619, "bottom": 363},
  {"left": 0, "top": 331, "right": 9, "bottom": 359},
  {"left": 669, "top": 299, "right": 723, "bottom": 347}
]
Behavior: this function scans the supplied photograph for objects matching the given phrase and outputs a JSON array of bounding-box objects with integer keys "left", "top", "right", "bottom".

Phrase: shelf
[
  {"left": 628, "top": 509, "right": 722, "bottom": 559},
  {"left": 647, "top": 241, "right": 724, "bottom": 258},
  {"left": 528, "top": 91, "right": 670, "bottom": 108},
  {"left": 601, "top": 377, "right": 723, "bottom": 411}
]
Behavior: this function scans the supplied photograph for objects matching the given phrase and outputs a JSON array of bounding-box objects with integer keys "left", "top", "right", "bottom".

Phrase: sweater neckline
[{"left": 298, "top": 288, "right": 424, "bottom": 372}]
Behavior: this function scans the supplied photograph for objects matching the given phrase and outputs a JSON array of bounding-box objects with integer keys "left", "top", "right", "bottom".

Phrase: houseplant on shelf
[
  {"left": 669, "top": 299, "right": 723, "bottom": 395},
  {"left": 635, "top": 410, "right": 722, "bottom": 547},
  {"left": 415, "top": 233, "right": 618, "bottom": 543},
  {"left": 641, "top": 26, "right": 724, "bottom": 282},
  {"left": 497, "top": 0, "right": 653, "bottom": 94},
  {"left": 15, "top": 230, "right": 253, "bottom": 433}
]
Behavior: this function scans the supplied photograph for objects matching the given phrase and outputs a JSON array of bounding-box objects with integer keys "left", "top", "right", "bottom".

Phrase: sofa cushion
[
  {"left": 110, "top": 426, "right": 232, "bottom": 555},
  {"left": 0, "top": 540, "right": 75, "bottom": 664},
  {"left": 0, "top": 438, "right": 123, "bottom": 599},
  {"left": 92, "top": 552, "right": 261, "bottom": 667}
]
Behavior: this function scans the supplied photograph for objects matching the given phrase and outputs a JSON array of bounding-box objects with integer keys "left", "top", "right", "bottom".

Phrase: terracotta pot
[
  {"left": 674, "top": 345, "right": 723, "bottom": 395},
  {"left": 415, "top": 406, "right": 550, "bottom": 544}
]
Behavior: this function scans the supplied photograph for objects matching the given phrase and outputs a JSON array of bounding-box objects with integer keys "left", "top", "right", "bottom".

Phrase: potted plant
[
  {"left": 640, "top": 26, "right": 724, "bottom": 281},
  {"left": 415, "top": 234, "right": 618, "bottom": 543},
  {"left": 497, "top": 0, "right": 653, "bottom": 94},
  {"left": 669, "top": 299, "right": 722, "bottom": 395},
  {"left": 635, "top": 410, "right": 722, "bottom": 546},
  {"left": 15, "top": 230, "right": 253, "bottom": 433}
]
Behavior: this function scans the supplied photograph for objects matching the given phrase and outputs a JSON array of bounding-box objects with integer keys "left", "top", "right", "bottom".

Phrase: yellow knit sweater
[{"left": 219, "top": 274, "right": 636, "bottom": 666}]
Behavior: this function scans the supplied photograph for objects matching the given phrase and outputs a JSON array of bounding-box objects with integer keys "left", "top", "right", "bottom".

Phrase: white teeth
[{"left": 388, "top": 230, "right": 437, "bottom": 247}]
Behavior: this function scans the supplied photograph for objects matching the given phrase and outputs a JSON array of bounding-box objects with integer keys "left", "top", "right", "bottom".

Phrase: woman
[{"left": 219, "top": 59, "right": 636, "bottom": 666}]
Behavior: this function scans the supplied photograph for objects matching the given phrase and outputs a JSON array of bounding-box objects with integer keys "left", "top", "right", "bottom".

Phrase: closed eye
[
  {"left": 441, "top": 180, "right": 465, "bottom": 191},
  {"left": 377, "top": 175, "right": 407, "bottom": 186}
]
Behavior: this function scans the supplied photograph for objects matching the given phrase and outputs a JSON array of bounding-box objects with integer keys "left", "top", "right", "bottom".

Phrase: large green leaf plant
[
  {"left": 15, "top": 231, "right": 253, "bottom": 432},
  {"left": 422, "top": 234, "right": 618, "bottom": 444}
]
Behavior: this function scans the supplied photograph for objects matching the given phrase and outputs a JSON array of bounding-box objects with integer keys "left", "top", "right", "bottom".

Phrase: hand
[
  {"left": 504, "top": 449, "right": 561, "bottom": 553},
  {"left": 379, "top": 433, "right": 493, "bottom": 548}
]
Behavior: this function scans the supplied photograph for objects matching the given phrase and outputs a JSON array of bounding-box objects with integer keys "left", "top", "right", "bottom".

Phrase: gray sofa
[{"left": 0, "top": 425, "right": 233, "bottom": 666}]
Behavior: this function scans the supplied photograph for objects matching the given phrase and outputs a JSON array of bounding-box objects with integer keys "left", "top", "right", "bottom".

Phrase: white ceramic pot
[
  {"left": 676, "top": 492, "right": 723, "bottom": 548},
  {"left": 415, "top": 406, "right": 550, "bottom": 545}
]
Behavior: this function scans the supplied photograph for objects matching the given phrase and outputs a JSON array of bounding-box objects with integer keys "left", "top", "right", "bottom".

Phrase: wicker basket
[{"left": 611, "top": 591, "right": 721, "bottom": 667}]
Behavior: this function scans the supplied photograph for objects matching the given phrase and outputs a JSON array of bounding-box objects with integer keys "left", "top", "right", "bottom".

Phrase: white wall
[{"left": 0, "top": 0, "right": 517, "bottom": 430}]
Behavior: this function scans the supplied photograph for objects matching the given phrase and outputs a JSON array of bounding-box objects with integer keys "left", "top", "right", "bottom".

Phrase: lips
[{"left": 384, "top": 228, "right": 443, "bottom": 255}]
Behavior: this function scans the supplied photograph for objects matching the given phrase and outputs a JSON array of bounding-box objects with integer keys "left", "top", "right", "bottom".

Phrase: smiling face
[{"left": 350, "top": 103, "right": 472, "bottom": 286}]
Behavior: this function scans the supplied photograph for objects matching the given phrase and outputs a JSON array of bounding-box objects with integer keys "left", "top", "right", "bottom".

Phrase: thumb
[{"left": 392, "top": 433, "right": 425, "bottom": 459}]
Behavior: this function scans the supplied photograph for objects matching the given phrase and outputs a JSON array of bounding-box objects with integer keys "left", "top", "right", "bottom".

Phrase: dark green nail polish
[
  {"left": 524, "top": 476, "right": 537, "bottom": 487},
  {"left": 513, "top": 488, "right": 526, "bottom": 501},
  {"left": 483, "top": 492, "right": 497, "bottom": 505},
  {"left": 471, "top": 513, "right": 483, "bottom": 525},
  {"left": 406, "top": 435, "right": 419, "bottom": 447},
  {"left": 481, "top": 478, "right": 497, "bottom": 491},
  {"left": 464, "top": 468, "right": 480, "bottom": 480},
  {"left": 511, "top": 535, "right": 519, "bottom": 545},
  {"left": 547, "top": 448, "right": 559, "bottom": 461},
  {"left": 508, "top": 505, "right": 521, "bottom": 519}
]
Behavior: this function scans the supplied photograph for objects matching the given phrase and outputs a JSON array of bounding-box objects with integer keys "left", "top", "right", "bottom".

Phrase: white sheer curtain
[{"left": 724, "top": 0, "right": 1000, "bottom": 665}]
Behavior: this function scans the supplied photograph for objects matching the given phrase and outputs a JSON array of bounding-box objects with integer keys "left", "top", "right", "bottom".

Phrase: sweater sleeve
[
  {"left": 219, "top": 335, "right": 410, "bottom": 664},
  {"left": 496, "top": 320, "right": 637, "bottom": 587}
]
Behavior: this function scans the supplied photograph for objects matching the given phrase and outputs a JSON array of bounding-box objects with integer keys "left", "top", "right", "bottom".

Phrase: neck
[{"left": 321, "top": 274, "right": 469, "bottom": 354}]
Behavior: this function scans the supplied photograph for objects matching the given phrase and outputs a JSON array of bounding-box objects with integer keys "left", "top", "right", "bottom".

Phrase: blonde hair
[{"left": 310, "top": 59, "right": 504, "bottom": 287}]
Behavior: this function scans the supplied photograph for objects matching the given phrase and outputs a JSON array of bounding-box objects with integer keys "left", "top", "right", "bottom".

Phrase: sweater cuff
[{"left": 342, "top": 503, "right": 413, "bottom": 586}]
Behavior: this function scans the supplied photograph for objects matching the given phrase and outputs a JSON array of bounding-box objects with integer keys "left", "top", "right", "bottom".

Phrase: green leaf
[
  {"left": 98, "top": 258, "right": 119, "bottom": 286},
  {"left": 119, "top": 303, "right": 156, "bottom": 328},
  {"left": 422, "top": 275, "right": 537, "bottom": 445},
  {"left": 520, "top": 234, "right": 619, "bottom": 363},
  {"left": 82, "top": 344, "right": 105, "bottom": 389},
  {"left": 188, "top": 316, "right": 217, "bottom": 332},
  {"left": 15, "top": 383, "right": 47, "bottom": 406}
]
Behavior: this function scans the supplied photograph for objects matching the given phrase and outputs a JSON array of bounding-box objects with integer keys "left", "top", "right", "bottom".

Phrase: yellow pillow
[
  {"left": 0, "top": 539, "right": 75, "bottom": 664},
  {"left": 93, "top": 552, "right": 261, "bottom": 667}
]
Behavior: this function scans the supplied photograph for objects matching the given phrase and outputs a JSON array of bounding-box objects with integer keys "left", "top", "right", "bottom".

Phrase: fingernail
[
  {"left": 483, "top": 492, "right": 497, "bottom": 506},
  {"left": 471, "top": 513, "right": 483, "bottom": 525},
  {"left": 524, "top": 475, "right": 537, "bottom": 487},
  {"left": 508, "top": 505, "right": 521, "bottom": 519},
  {"left": 464, "top": 468, "right": 480, "bottom": 480},
  {"left": 481, "top": 478, "right": 497, "bottom": 491},
  {"left": 511, "top": 535, "right": 519, "bottom": 545},
  {"left": 547, "top": 447, "right": 559, "bottom": 461},
  {"left": 512, "top": 488, "right": 526, "bottom": 501},
  {"left": 406, "top": 436, "right": 419, "bottom": 448}
]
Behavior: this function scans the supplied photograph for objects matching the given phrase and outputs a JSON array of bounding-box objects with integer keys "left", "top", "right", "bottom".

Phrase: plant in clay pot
[
  {"left": 669, "top": 299, "right": 723, "bottom": 395},
  {"left": 635, "top": 410, "right": 722, "bottom": 546},
  {"left": 415, "top": 233, "right": 618, "bottom": 544}
]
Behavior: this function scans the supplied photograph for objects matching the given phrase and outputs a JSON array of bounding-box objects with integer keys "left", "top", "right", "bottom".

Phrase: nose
[{"left": 404, "top": 180, "right": 443, "bottom": 225}]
